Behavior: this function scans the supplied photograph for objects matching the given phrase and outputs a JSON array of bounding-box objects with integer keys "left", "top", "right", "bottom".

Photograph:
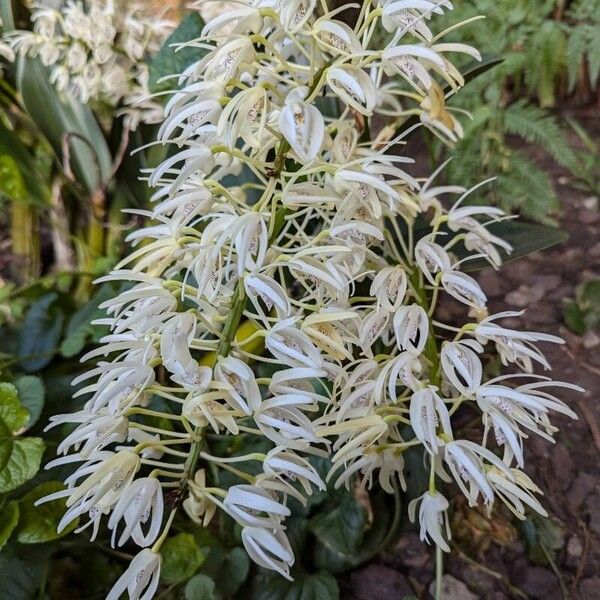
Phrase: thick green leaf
[
  {"left": 0, "top": 123, "right": 48, "bottom": 206},
  {"left": 213, "top": 547, "right": 250, "bottom": 596},
  {"left": 60, "top": 285, "right": 113, "bottom": 357},
  {"left": 0, "top": 155, "right": 26, "bottom": 202},
  {"left": 16, "top": 481, "right": 78, "bottom": 544},
  {"left": 0, "top": 548, "right": 46, "bottom": 600},
  {"left": 462, "top": 221, "right": 568, "bottom": 271},
  {"left": 149, "top": 13, "right": 207, "bottom": 93},
  {"left": 17, "top": 292, "right": 64, "bottom": 372},
  {"left": 0, "top": 437, "right": 44, "bottom": 493},
  {"left": 16, "top": 57, "right": 112, "bottom": 194},
  {"left": 0, "top": 501, "right": 19, "bottom": 551},
  {"left": 0, "top": 383, "right": 29, "bottom": 433},
  {"left": 309, "top": 494, "right": 366, "bottom": 555},
  {"left": 13, "top": 376, "right": 44, "bottom": 430},
  {"left": 251, "top": 570, "right": 339, "bottom": 600},
  {"left": 161, "top": 533, "right": 205, "bottom": 584},
  {"left": 0, "top": 416, "right": 14, "bottom": 473},
  {"left": 185, "top": 574, "right": 217, "bottom": 600}
]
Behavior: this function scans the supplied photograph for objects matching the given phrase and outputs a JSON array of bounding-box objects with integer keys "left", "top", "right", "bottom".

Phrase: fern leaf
[
  {"left": 503, "top": 101, "right": 577, "bottom": 170},
  {"left": 566, "top": 25, "right": 588, "bottom": 92}
]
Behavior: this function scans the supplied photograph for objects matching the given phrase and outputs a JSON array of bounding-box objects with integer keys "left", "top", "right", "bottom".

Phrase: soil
[{"left": 342, "top": 116, "right": 600, "bottom": 600}]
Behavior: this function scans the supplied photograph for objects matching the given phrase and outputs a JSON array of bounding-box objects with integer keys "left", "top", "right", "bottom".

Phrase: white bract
[{"left": 42, "top": 0, "right": 580, "bottom": 597}]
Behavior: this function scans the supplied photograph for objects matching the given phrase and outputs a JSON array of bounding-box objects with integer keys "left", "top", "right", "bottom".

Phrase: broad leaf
[
  {"left": 0, "top": 501, "right": 19, "bottom": 551},
  {"left": 251, "top": 570, "right": 339, "bottom": 600},
  {"left": 213, "top": 547, "right": 250, "bottom": 596},
  {"left": 17, "top": 481, "right": 79, "bottom": 544},
  {"left": 149, "top": 13, "right": 207, "bottom": 93},
  {"left": 0, "top": 548, "right": 46, "bottom": 600},
  {"left": 0, "top": 383, "right": 29, "bottom": 433},
  {"left": 60, "top": 285, "right": 113, "bottom": 357},
  {"left": 461, "top": 221, "right": 568, "bottom": 271},
  {"left": 185, "top": 574, "right": 217, "bottom": 600},
  {"left": 0, "top": 155, "right": 26, "bottom": 202},
  {"left": 18, "top": 293, "right": 64, "bottom": 372},
  {"left": 16, "top": 57, "right": 112, "bottom": 194},
  {"left": 0, "top": 123, "right": 48, "bottom": 206},
  {"left": 0, "top": 437, "right": 44, "bottom": 493},
  {"left": 0, "top": 417, "right": 14, "bottom": 473},
  {"left": 309, "top": 494, "right": 366, "bottom": 555},
  {"left": 161, "top": 533, "right": 205, "bottom": 584},
  {"left": 13, "top": 376, "right": 44, "bottom": 430}
]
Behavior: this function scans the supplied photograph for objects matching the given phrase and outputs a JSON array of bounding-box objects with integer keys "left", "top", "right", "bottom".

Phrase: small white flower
[
  {"left": 278, "top": 87, "right": 325, "bottom": 163},
  {"left": 410, "top": 386, "right": 452, "bottom": 454},
  {"left": 106, "top": 548, "right": 161, "bottom": 600},
  {"left": 241, "top": 526, "right": 294, "bottom": 580},
  {"left": 408, "top": 491, "right": 451, "bottom": 552},
  {"left": 108, "top": 477, "right": 164, "bottom": 548},
  {"left": 393, "top": 304, "right": 429, "bottom": 354}
]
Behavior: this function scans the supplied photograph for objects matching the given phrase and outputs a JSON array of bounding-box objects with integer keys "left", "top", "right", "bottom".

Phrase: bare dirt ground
[{"left": 343, "top": 117, "right": 600, "bottom": 600}]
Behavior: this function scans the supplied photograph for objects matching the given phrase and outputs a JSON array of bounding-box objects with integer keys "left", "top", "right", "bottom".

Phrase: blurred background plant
[
  {"left": 415, "top": 0, "right": 600, "bottom": 222},
  {"left": 0, "top": 1, "right": 597, "bottom": 599}
]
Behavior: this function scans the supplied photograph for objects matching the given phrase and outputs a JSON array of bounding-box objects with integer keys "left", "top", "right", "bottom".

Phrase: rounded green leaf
[
  {"left": 0, "top": 417, "right": 14, "bottom": 473},
  {"left": 214, "top": 547, "right": 250, "bottom": 596},
  {"left": 0, "top": 501, "right": 19, "bottom": 551},
  {"left": 0, "top": 437, "right": 45, "bottom": 493},
  {"left": 13, "top": 376, "right": 44, "bottom": 430},
  {"left": 0, "top": 383, "right": 30, "bottom": 433},
  {"left": 185, "top": 574, "right": 216, "bottom": 600},
  {"left": 17, "top": 481, "right": 78, "bottom": 544},
  {"left": 161, "top": 533, "right": 205, "bottom": 584},
  {"left": 17, "top": 293, "right": 64, "bottom": 373}
]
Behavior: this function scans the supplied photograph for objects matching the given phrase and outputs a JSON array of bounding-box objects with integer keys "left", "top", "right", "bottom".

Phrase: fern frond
[
  {"left": 588, "top": 26, "right": 600, "bottom": 88},
  {"left": 501, "top": 152, "right": 559, "bottom": 222},
  {"left": 566, "top": 25, "right": 588, "bottom": 92},
  {"left": 503, "top": 101, "right": 577, "bottom": 170}
]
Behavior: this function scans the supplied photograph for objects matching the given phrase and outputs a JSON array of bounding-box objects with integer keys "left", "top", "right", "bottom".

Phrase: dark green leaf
[
  {"left": 0, "top": 382, "right": 29, "bottom": 433},
  {"left": 0, "top": 155, "right": 26, "bottom": 202},
  {"left": 251, "top": 570, "right": 339, "bottom": 600},
  {"left": 16, "top": 57, "right": 112, "bottom": 194},
  {"left": 149, "top": 13, "right": 208, "bottom": 93},
  {"left": 185, "top": 574, "right": 217, "bottom": 600},
  {"left": 0, "top": 547, "right": 46, "bottom": 600},
  {"left": 0, "top": 501, "right": 19, "bottom": 551},
  {"left": 0, "top": 437, "right": 44, "bottom": 493},
  {"left": 519, "top": 514, "right": 565, "bottom": 566},
  {"left": 309, "top": 493, "right": 366, "bottom": 555},
  {"left": 60, "top": 285, "right": 113, "bottom": 357},
  {"left": 17, "top": 293, "right": 64, "bottom": 372},
  {"left": 462, "top": 221, "right": 568, "bottom": 271},
  {"left": 16, "top": 481, "right": 78, "bottom": 544},
  {"left": 213, "top": 547, "right": 249, "bottom": 596},
  {"left": 0, "top": 123, "right": 48, "bottom": 206},
  {"left": 161, "top": 533, "right": 205, "bottom": 584},
  {"left": 13, "top": 376, "right": 44, "bottom": 430},
  {"left": 0, "top": 416, "right": 14, "bottom": 473}
]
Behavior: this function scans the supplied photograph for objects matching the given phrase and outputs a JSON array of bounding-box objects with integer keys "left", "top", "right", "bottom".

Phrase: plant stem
[
  {"left": 10, "top": 201, "right": 40, "bottom": 284},
  {"left": 435, "top": 544, "right": 444, "bottom": 600}
]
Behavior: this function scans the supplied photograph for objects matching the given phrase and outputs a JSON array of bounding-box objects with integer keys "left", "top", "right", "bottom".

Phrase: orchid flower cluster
[
  {"left": 43, "top": 0, "right": 580, "bottom": 598},
  {"left": 8, "top": 0, "right": 172, "bottom": 127}
]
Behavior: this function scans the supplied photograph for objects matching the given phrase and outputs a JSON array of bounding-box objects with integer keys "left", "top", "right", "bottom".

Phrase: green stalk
[{"left": 10, "top": 202, "right": 40, "bottom": 284}]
